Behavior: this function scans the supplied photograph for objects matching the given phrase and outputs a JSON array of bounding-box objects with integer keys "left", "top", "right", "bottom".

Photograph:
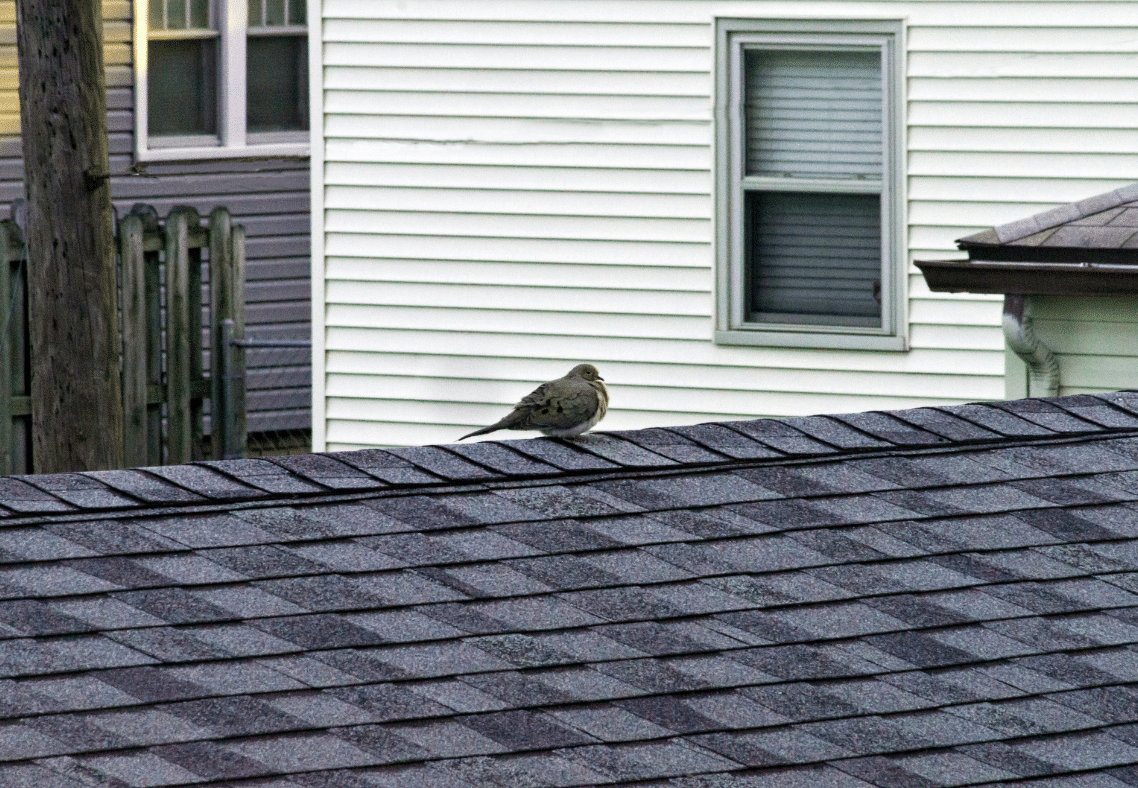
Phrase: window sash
[{"left": 715, "top": 21, "right": 905, "bottom": 351}]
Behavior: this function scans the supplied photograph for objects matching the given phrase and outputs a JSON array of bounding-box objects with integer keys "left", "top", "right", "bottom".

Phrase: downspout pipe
[{"left": 1002, "top": 294, "right": 1059, "bottom": 397}]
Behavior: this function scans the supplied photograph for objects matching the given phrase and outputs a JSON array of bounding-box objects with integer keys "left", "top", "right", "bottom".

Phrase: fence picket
[{"left": 119, "top": 213, "right": 148, "bottom": 468}]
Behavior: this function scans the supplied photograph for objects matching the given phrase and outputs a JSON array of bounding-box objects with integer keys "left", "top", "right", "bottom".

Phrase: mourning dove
[{"left": 459, "top": 364, "right": 609, "bottom": 440}]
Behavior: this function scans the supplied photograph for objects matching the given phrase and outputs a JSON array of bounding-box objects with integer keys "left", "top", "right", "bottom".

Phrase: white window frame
[
  {"left": 714, "top": 18, "right": 907, "bottom": 351},
  {"left": 134, "top": 0, "right": 310, "bottom": 161}
]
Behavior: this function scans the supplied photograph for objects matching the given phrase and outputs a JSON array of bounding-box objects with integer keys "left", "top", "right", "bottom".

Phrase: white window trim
[
  {"left": 714, "top": 18, "right": 907, "bottom": 351},
  {"left": 134, "top": 0, "right": 310, "bottom": 161}
]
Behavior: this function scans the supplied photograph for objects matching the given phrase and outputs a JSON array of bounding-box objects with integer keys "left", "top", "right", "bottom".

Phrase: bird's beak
[{"left": 597, "top": 376, "right": 604, "bottom": 381}]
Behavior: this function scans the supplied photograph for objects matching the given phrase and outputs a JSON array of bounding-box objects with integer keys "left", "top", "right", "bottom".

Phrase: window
[
  {"left": 135, "top": 0, "right": 310, "bottom": 160},
  {"left": 715, "top": 19, "right": 906, "bottom": 350}
]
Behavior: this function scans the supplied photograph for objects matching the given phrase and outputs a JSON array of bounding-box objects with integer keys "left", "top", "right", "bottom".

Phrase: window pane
[
  {"left": 167, "top": 0, "right": 187, "bottom": 28},
  {"left": 189, "top": 0, "right": 209, "bottom": 28},
  {"left": 148, "top": 38, "right": 218, "bottom": 136},
  {"left": 745, "top": 49, "right": 882, "bottom": 179},
  {"left": 746, "top": 191, "right": 882, "bottom": 327},
  {"left": 246, "top": 35, "right": 309, "bottom": 132},
  {"left": 149, "top": 0, "right": 163, "bottom": 29},
  {"left": 249, "top": 0, "right": 264, "bottom": 26},
  {"left": 265, "top": 0, "right": 285, "bottom": 25},
  {"left": 289, "top": 0, "right": 306, "bottom": 25}
]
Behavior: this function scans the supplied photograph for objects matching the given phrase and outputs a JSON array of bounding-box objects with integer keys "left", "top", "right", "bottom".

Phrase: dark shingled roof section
[
  {"left": 957, "top": 183, "right": 1138, "bottom": 249},
  {"left": 5, "top": 393, "right": 1138, "bottom": 785}
]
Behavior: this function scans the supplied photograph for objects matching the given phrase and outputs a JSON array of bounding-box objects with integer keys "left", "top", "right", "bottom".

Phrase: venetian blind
[{"left": 745, "top": 49, "right": 882, "bottom": 179}]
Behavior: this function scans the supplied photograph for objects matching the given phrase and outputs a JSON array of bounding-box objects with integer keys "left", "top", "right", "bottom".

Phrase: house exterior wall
[
  {"left": 314, "top": 0, "right": 1138, "bottom": 450},
  {"left": 0, "top": 0, "right": 312, "bottom": 434}
]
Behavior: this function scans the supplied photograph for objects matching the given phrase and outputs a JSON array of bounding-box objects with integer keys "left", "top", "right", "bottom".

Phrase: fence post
[
  {"left": 119, "top": 212, "right": 148, "bottom": 468},
  {"left": 209, "top": 207, "right": 232, "bottom": 459},
  {"left": 164, "top": 207, "right": 198, "bottom": 464},
  {"left": 0, "top": 220, "right": 15, "bottom": 476}
]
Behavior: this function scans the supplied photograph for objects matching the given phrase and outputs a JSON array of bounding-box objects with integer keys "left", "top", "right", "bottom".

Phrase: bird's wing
[{"left": 513, "top": 377, "right": 599, "bottom": 431}]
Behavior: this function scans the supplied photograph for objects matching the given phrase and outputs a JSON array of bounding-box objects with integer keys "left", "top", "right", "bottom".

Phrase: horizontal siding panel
[
  {"left": 324, "top": 162, "right": 711, "bottom": 194},
  {"left": 324, "top": 258, "right": 710, "bottom": 290},
  {"left": 324, "top": 42, "right": 710, "bottom": 72},
  {"left": 909, "top": 26, "right": 1138, "bottom": 52},
  {"left": 323, "top": 139, "right": 711, "bottom": 170},
  {"left": 327, "top": 303, "right": 711, "bottom": 340},
  {"left": 909, "top": 177, "right": 1131, "bottom": 203},
  {"left": 910, "top": 127, "right": 1138, "bottom": 154},
  {"left": 910, "top": 299, "right": 1004, "bottom": 327},
  {"left": 909, "top": 324, "right": 1004, "bottom": 351},
  {"left": 324, "top": 20, "right": 709, "bottom": 47},
  {"left": 908, "top": 52, "right": 1138, "bottom": 78},
  {"left": 325, "top": 280, "right": 711, "bottom": 315},
  {"left": 910, "top": 101, "right": 1138, "bottom": 129},
  {"left": 324, "top": 90, "right": 710, "bottom": 122},
  {"left": 324, "top": 234, "right": 710, "bottom": 266},
  {"left": 324, "top": 66, "right": 711, "bottom": 96},
  {"left": 324, "top": 209, "right": 710, "bottom": 243},
  {"left": 1055, "top": 355, "right": 1138, "bottom": 390},
  {"left": 323, "top": 115, "right": 710, "bottom": 147},
  {"left": 1032, "top": 296, "right": 1138, "bottom": 323},
  {"left": 324, "top": 334, "right": 1004, "bottom": 378},
  {"left": 909, "top": 151, "right": 1138, "bottom": 179},
  {"left": 324, "top": 186, "right": 710, "bottom": 219},
  {"left": 909, "top": 78, "right": 1138, "bottom": 103}
]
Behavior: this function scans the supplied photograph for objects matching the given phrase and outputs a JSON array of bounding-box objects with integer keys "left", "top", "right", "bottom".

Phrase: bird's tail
[
  {"left": 458, "top": 411, "right": 521, "bottom": 441},
  {"left": 458, "top": 425, "right": 497, "bottom": 441}
]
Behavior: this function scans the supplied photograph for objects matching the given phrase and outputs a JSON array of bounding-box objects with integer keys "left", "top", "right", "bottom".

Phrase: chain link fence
[{"left": 223, "top": 330, "right": 312, "bottom": 458}]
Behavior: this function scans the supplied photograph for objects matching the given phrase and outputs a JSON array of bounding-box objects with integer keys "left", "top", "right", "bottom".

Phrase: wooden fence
[{"left": 0, "top": 203, "right": 246, "bottom": 473}]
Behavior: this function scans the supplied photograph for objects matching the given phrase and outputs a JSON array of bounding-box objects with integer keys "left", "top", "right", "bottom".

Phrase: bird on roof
[{"left": 458, "top": 363, "right": 609, "bottom": 441}]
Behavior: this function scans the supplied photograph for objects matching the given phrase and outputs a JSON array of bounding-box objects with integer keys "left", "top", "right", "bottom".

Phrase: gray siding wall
[{"left": 0, "top": 0, "right": 311, "bottom": 435}]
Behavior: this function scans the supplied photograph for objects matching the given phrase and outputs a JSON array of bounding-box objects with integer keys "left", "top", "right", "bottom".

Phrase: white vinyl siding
[{"left": 313, "top": 0, "right": 1138, "bottom": 450}]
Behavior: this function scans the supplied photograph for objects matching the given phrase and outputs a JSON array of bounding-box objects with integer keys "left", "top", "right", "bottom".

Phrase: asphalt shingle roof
[{"left": 3, "top": 393, "right": 1138, "bottom": 786}]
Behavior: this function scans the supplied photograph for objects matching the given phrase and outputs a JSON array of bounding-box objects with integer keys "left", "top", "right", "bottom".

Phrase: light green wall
[{"left": 1011, "top": 296, "right": 1138, "bottom": 398}]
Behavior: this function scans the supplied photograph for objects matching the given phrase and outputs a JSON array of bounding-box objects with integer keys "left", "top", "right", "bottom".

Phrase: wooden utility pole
[{"left": 15, "top": 0, "right": 124, "bottom": 471}]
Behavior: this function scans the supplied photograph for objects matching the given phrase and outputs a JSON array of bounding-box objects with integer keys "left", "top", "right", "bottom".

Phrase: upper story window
[
  {"left": 136, "top": 0, "right": 310, "bottom": 160},
  {"left": 714, "top": 19, "right": 906, "bottom": 351}
]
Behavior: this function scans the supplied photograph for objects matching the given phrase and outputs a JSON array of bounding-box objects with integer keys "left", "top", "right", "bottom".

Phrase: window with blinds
[{"left": 715, "top": 20, "right": 905, "bottom": 351}]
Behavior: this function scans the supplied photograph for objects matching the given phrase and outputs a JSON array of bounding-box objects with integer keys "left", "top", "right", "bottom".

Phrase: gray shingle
[
  {"left": 326, "top": 449, "right": 443, "bottom": 485},
  {"left": 828, "top": 411, "right": 948, "bottom": 446},
  {"left": 777, "top": 416, "right": 893, "bottom": 449},
  {"left": 721, "top": 419, "right": 837, "bottom": 455},
  {"left": 143, "top": 464, "right": 267, "bottom": 500},
  {"left": 607, "top": 427, "right": 729, "bottom": 463},
  {"left": 80, "top": 470, "right": 207, "bottom": 504},
  {"left": 17, "top": 474, "right": 139, "bottom": 509},
  {"left": 496, "top": 437, "right": 622, "bottom": 471},
  {"left": 268, "top": 453, "right": 389, "bottom": 490},
  {"left": 664, "top": 424, "right": 784, "bottom": 460},
  {"left": 443, "top": 442, "right": 560, "bottom": 475},
  {"left": 571, "top": 434, "right": 678, "bottom": 467},
  {"left": 935, "top": 403, "right": 1056, "bottom": 437},
  {"left": 884, "top": 406, "right": 1004, "bottom": 442},
  {"left": 199, "top": 458, "right": 328, "bottom": 493},
  {"left": 385, "top": 446, "right": 503, "bottom": 481}
]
